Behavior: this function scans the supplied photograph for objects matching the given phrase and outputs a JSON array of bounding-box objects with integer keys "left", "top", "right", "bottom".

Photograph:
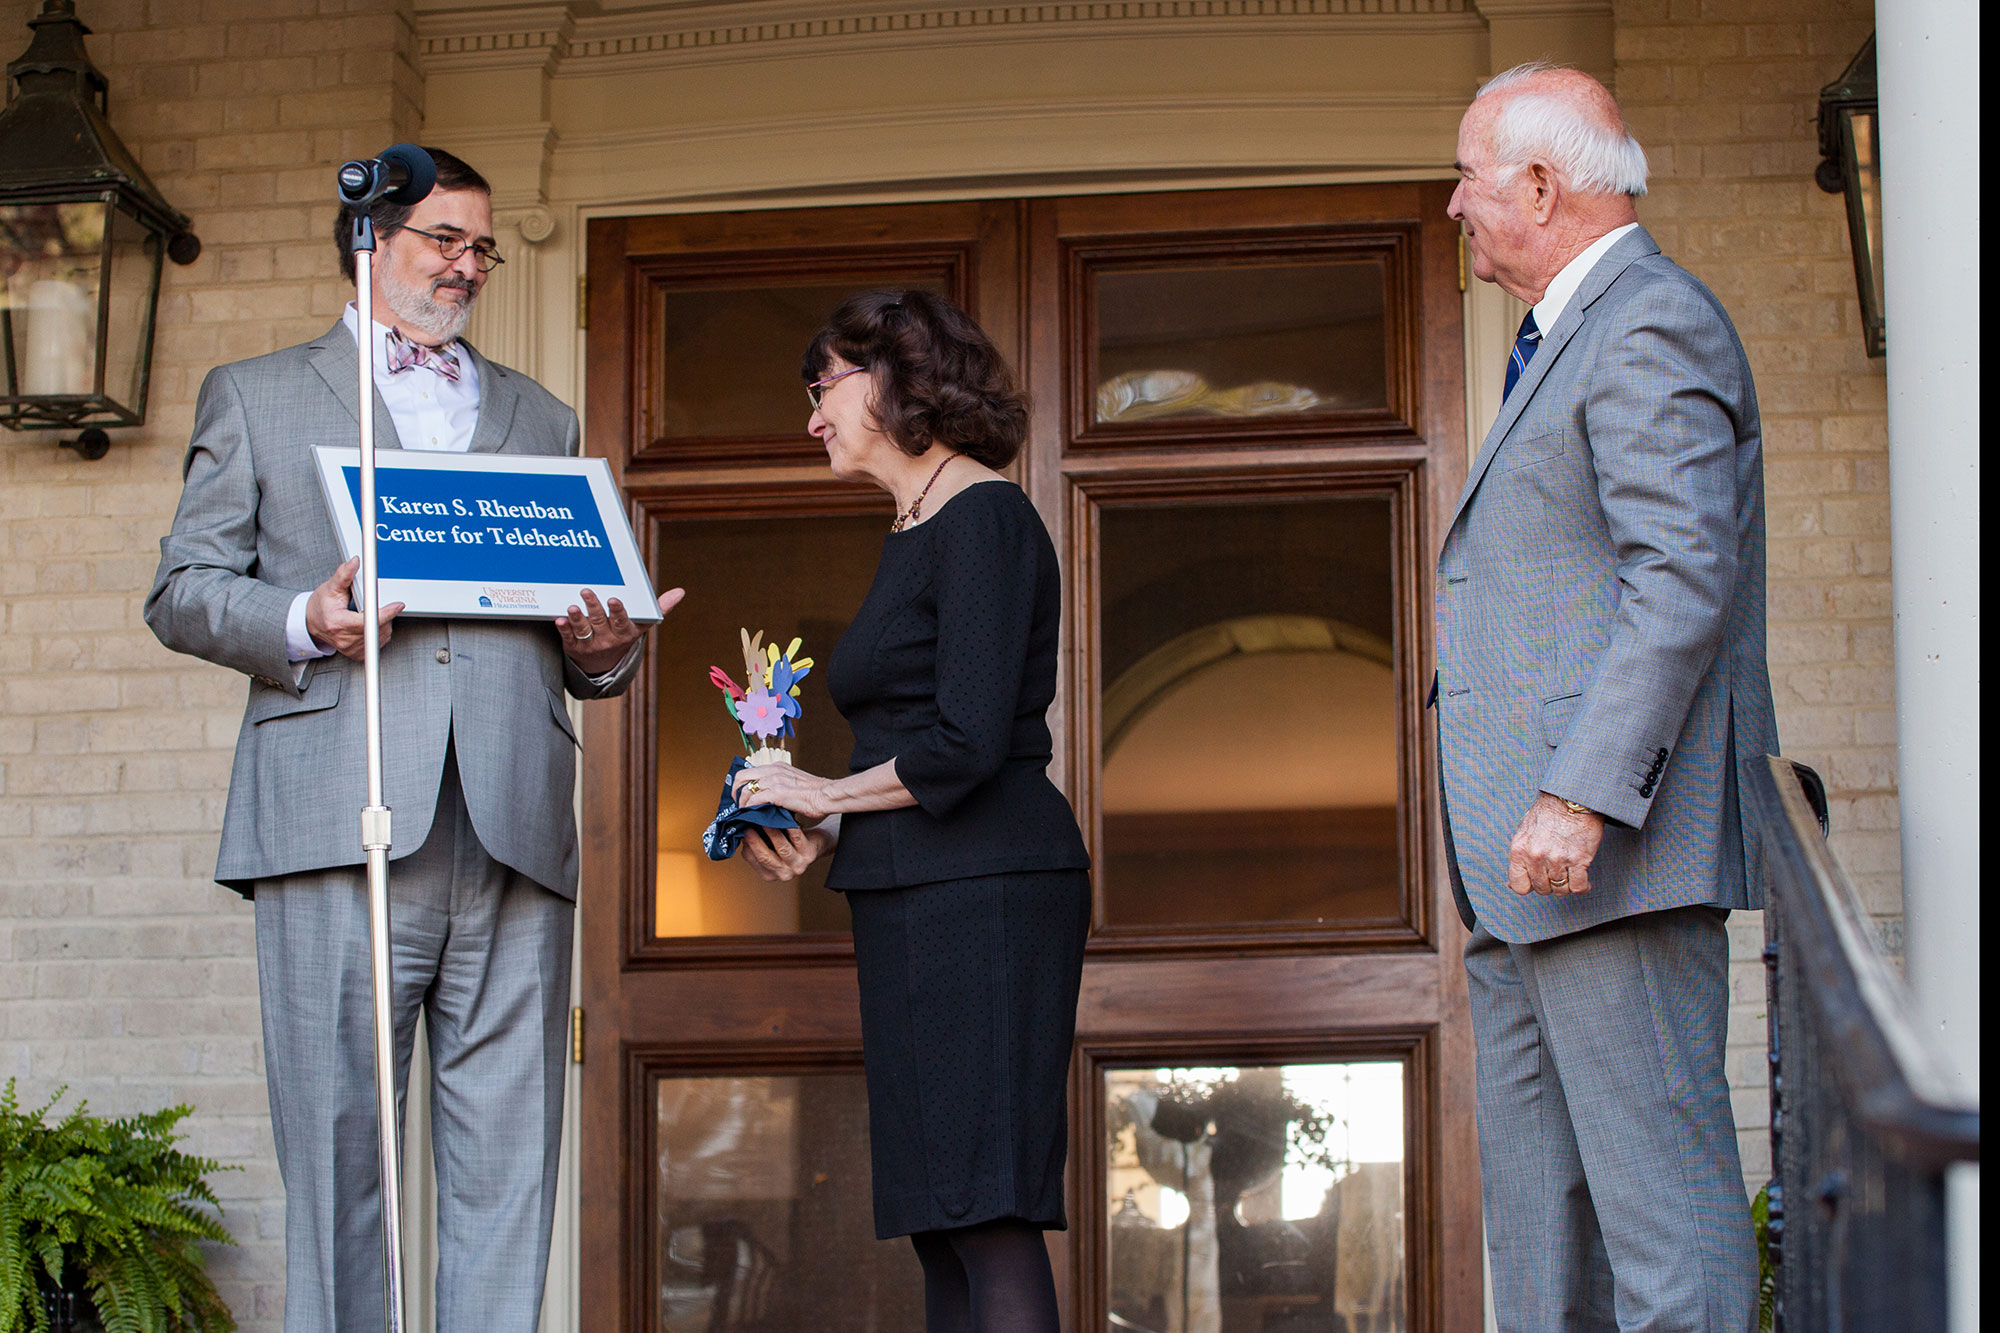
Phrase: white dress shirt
[
  {"left": 286, "top": 308, "right": 479, "bottom": 663},
  {"left": 1532, "top": 222, "right": 1640, "bottom": 337}
]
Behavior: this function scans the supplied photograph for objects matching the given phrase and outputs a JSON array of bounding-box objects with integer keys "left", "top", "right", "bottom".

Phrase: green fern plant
[
  {"left": 1751, "top": 1182, "right": 1777, "bottom": 1333},
  {"left": 0, "top": 1081, "right": 237, "bottom": 1333}
]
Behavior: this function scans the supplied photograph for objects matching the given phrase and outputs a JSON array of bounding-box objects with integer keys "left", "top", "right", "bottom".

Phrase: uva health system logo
[{"left": 479, "top": 586, "right": 539, "bottom": 609}]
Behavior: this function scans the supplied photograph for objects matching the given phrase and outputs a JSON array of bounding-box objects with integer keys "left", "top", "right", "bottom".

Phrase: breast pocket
[{"left": 1496, "top": 429, "right": 1567, "bottom": 473}]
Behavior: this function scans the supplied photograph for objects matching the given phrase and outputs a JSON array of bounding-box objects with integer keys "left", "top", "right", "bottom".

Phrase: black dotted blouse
[{"left": 824, "top": 480, "right": 1090, "bottom": 890}]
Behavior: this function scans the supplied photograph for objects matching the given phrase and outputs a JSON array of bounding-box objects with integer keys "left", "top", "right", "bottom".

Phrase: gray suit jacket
[
  {"left": 145, "top": 321, "right": 640, "bottom": 899},
  {"left": 1436, "top": 226, "right": 1777, "bottom": 944}
]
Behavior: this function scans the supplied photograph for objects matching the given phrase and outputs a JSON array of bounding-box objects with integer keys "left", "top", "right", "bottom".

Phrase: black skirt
[{"left": 846, "top": 868, "right": 1091, "bottom": 1239}]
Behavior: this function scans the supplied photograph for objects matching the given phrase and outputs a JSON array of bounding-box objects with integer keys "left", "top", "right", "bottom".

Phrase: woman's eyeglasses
[
  {"left": 807, "top": 366, "right": 866, "bottom": 411},
  {"left": 401, "top": 226, "right": 506, "bottom": 272}
]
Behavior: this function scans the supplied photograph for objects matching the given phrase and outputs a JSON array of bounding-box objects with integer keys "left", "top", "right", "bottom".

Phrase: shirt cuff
[
  {"left": 584, "top": 639, "right": 642, "bottom": 688},
  {"left": 286, "top": 591, "right": 334, "bottom": 664}
]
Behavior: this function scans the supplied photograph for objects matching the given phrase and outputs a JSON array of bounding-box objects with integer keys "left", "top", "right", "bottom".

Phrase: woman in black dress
[{"left": 730, "top": 289, "right": 1090, "bottom": 1333}]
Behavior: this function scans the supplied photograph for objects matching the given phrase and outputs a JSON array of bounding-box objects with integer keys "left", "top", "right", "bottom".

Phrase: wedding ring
[
  {"left": 574, "top": 625, "right": 594, "bottom": 641},
  {"left": 1549, "top": 873, "right": 1570, "bottom": 887},
  {"left": 743, "top": 780, "right": 763, "bottom": 796}
]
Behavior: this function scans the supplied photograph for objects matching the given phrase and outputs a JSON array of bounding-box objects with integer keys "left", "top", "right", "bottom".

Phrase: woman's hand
[
  {"left": 739, "top": 825, "right": 835, "bottom": 882},
  {"left": 732, "top": 763, "right": 837, "bottom": 821}
]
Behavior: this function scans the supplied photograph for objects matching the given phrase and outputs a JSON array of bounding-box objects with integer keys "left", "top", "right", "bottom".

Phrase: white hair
[{"left": 1476, "top": 62, "right": 1649, "bottom": 197}]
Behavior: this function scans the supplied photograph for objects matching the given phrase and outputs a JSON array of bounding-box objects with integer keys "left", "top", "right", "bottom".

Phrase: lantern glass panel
[
  {"left": 102, "top": 203, "right": 163, "bottom": 416},
  {"left": 1841, "top": 107, "right": 1886, "bottom": 352},
  {"left": 0, "top": 199, "right": 108, "bottom": 402}
]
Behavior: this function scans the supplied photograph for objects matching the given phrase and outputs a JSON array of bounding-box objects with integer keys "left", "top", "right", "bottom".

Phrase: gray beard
[{"left": 381, "top": 265, "right": 476, "bottom": 344}]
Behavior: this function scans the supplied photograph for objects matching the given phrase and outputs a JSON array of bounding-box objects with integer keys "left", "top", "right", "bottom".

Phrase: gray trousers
[
  {"left": 1465, "top": 908, "right": 1758, "bottom": 1333},
  {"left": 254, "top": 750, "right": 573, "bottom": 1333}
]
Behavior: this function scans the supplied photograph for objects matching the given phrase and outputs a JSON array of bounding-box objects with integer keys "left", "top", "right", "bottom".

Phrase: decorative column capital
[{"left": 497, "top": 204, "right": 557, "bottom": 246}]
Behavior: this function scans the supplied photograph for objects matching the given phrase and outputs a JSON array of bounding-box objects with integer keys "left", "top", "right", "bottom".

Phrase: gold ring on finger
[{"left": 1549, "top": 874, "right": 1569, "bottom": 887}]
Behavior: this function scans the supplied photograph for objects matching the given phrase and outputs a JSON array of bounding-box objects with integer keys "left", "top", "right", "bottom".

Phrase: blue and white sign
[{"left": 312, "top": 447, "right": 662, "bottom": 621}]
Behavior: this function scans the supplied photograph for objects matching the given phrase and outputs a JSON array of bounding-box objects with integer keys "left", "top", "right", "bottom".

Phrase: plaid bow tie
[{"left": 385, "top": 327, "right": 461, "bottom": 382}]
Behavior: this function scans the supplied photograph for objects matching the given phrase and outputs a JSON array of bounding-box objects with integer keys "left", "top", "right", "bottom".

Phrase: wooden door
[{"left": 580, "top": 183, "right": 1476, "bottom": 1332}]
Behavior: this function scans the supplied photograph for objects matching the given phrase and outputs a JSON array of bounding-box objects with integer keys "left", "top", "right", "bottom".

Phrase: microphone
[{"left": 336, "top": 144, "right": 437, "bottom": 208}]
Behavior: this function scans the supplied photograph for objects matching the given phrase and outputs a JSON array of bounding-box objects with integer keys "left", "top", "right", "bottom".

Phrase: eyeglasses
[
  {"left": 807, "top": 366, "right": 865, "bottom": 411},
  {"left": 401, "top": 226, "right": 506, "bottom": 273}
]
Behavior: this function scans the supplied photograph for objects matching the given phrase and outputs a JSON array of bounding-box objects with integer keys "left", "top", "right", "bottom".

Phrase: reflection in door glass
[
  {"left": 653, "top": 513, "right": 887, "bottom": 937},
  {"left": 659, "top": 275, "right": 949, "bottom": 438},
  {"left": 1092, "top": 261, "right": 1387, "bottom": 425},
  {"left": 1097, "top": 497, "right": 1402, "bottom": 930},
  {"left": 1105, "top": 1063, "right": 1406, "bottom": 1333},
  {"left": 656, "top": 1073, "right": 924, "bottom": 1331}
]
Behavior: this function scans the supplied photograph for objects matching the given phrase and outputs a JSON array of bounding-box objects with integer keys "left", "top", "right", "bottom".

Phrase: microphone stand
[
  {"left": 337, "top": 144, "right": 432, "bottom": 1333},
  {"left": 349, "top": 218, "right": 406, "bottom": 1333}
]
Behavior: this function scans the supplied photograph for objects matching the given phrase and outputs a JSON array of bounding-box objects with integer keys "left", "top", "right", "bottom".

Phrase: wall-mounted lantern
[
  {"left": 0, "top": 0, "right": 200, "bottom": 459},
  {"left": 1815, "top": 33, "right": 1884, "bottom": 359}
]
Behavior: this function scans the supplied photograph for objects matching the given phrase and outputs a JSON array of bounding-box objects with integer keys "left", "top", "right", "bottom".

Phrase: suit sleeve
[
  {"left": 142, "top": 365, "right": 306, "bottom": 692},
  {"left": 558, "top": 403, "right": 649, "bottom": 701},
  {"left": 1540, "top": 283, "right": 1744, "bottom": 828},
  {"left": 893, "top": 492, "right": 1038, "bottom": 820}
]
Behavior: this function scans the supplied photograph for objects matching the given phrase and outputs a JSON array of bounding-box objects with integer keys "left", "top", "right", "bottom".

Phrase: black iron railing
[{"left": 1749, "top": 755, "right": 1980, "bottom": 1333}]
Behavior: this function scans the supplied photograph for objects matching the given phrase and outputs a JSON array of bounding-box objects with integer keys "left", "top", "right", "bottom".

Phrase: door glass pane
[
  {"left": 1092, "top": 261, "right": 1387, "bottom": 425},
  {"left": 656, "top": 1072, "right": 923, "bottom": 1330},
  {"left": 658, "top": 274, "right": 949, "bottom": 438},
  {"left": 1106, "top": 1062, "right": 1407, "bottom": 1333},
  {"left": 1097, "top": 497, "right": 1401, "bottom": 930},
  {"left": 654, "top": 512, "right": 886, "bottom": 937}
]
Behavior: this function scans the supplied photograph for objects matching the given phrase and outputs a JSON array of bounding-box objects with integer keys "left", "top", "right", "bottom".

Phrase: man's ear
[{"left": 1527, "top": 161, "right": 1560, "bottom": 224}]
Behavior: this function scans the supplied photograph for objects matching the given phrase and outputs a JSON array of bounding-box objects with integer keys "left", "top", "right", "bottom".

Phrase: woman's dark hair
[
  {"left": 333, "top": 147, "right": 492, "bottom": 282},
  {"left": 800, "top": 289, "right": 1029, "bottom": 468}
]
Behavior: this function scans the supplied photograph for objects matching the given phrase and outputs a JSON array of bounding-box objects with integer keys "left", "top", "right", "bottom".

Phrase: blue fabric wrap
[{"left": 702, "top": 755, "right": 801, "bottom": 861}]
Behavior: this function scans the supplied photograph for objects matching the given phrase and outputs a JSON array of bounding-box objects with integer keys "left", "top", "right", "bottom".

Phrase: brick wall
[
  {"left": 1614, "top": 0, "right": 1895, "bottom": 1192},
  {"left": 0, "top": 0, "right": 419, "bottom": 1323}
]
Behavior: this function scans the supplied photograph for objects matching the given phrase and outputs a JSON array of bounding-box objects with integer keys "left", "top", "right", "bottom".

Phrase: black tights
[{"left": 908, "top": 1218, "right": 1060, "bottom": 1333}]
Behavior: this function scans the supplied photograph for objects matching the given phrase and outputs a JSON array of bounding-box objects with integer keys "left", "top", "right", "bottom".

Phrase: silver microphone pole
[{"left": 336, "top": 143, "right": 435, "bottom": 1333}]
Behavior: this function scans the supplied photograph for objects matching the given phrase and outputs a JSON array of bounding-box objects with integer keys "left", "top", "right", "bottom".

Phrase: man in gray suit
[
  {"left": 145, "top": 149, "right": 681, "bottom": 1331},
  {"left": 1438, "top": 66, "right": 1775, "bottom": 1331}
]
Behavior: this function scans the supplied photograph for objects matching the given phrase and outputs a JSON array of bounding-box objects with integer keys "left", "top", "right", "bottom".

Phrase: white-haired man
[{"left": 1437, "top": 64, "right": 1774, "bottom": 1331}]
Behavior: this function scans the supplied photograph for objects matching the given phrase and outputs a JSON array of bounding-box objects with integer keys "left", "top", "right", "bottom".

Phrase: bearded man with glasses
[{"left": 145, "top": 146, "right": 683, "bottom": 1332}]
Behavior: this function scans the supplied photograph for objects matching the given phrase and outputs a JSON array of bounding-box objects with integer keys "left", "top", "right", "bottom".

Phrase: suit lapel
[
  {"left": 463, "top": 342, "right": 520, "bottom": 454},
  {"left": 307, "top": 319, "right": 405, "bottom": 451},
  {"left": 1449, "top": 226, "right": 1662, "bottom": 529}
]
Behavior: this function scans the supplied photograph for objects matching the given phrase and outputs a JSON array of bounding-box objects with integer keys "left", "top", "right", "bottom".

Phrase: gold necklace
[{"left": 892, "top": 454, "right": 958, "bottom": 533}]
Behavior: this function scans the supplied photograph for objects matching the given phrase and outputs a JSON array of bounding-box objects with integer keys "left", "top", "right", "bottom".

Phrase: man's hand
[
  {"left": 556, "top": 586, "right": 686, "bottom": 676},
  {"left": 739, "top": 825, "right": 835, "bottom": 882},
  {"left": 1508, "top": 792, "right": 1606, "bottom": 896},
  {"left": 306, "top": 557, "right": 404, "bottom": 662}
]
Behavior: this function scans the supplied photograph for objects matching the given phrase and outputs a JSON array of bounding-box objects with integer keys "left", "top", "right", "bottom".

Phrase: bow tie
[{"left": 385, "top": 328, "right": 461, "bottom": 382}]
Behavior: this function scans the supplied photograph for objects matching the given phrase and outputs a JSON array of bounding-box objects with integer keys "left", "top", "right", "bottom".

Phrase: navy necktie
[{"left": 1503, "top": 308, "right": 1541, "bottom": 401}]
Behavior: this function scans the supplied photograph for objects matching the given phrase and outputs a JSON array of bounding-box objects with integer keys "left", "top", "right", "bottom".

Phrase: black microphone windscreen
[{"left": 379, "top": 144, "right": 437, "bottom": 206}]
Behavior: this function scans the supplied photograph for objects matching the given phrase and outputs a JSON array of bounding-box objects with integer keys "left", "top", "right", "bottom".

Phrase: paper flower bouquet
[
  {"left": 709, "top": 629, "right": 813, "bottom": 766},
  {"left": 701, "top": 629, "right": 814, "bottom": 860}
]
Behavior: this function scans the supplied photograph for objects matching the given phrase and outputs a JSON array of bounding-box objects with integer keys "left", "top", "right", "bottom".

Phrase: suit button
[{"left": 435, "top": 648, "right": 451, "bottom": 664}]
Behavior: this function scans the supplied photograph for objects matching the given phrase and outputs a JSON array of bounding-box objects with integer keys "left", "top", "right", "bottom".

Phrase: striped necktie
[{"left": 1503, "top": 308, "right": 1541, "bottom": 401}]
